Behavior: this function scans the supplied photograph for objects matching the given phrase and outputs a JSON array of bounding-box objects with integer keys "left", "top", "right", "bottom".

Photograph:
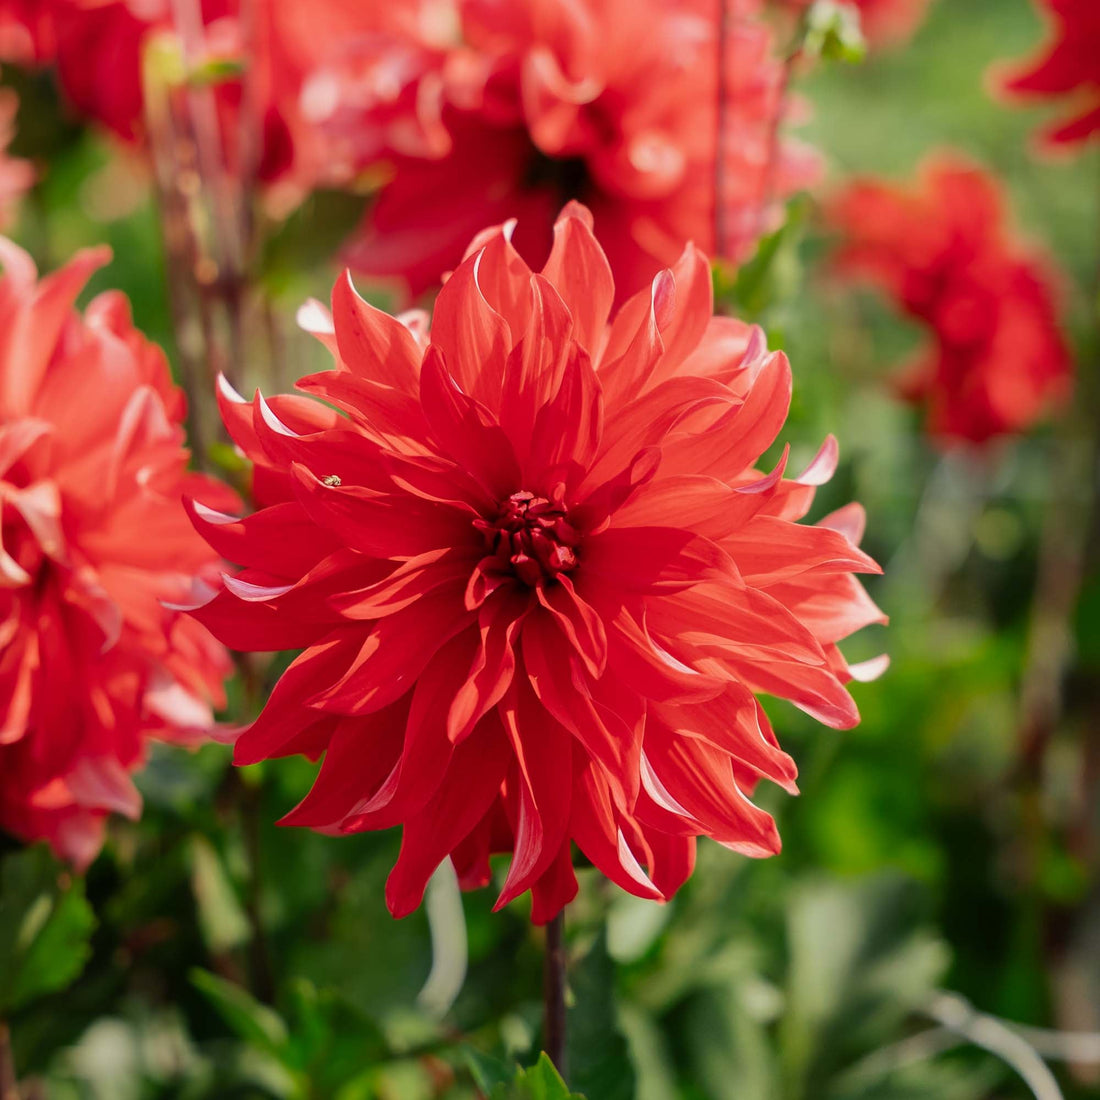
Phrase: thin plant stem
[
  {"left": 543, "top": 913, "right": 568, "bottom": 1080},
  {"left": 0, "top": 1022, "right": 18, "bottom": 1100}
]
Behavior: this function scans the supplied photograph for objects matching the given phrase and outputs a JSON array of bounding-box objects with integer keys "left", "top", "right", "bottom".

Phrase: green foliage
[
  {"left": 0, "top": 846, "right": 96, "bottom": 1013},
  {"left": 467, "top": 1052, "right": 585, "bottom": 1100},
  {"left": 566, "top": 930, "right": 635, "bottom": 1100}
]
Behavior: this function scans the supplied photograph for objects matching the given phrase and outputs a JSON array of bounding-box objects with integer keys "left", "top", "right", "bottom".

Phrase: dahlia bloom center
[{"left": 477, "top": 489, "right": 580, "bottom": 586}]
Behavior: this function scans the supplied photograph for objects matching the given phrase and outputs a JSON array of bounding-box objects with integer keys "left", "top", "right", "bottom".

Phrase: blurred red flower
[
  {"left": 0, "top": 240, "right": 231, "bottom": 868},
  {"left": 829, "top": 156, "right": 1072, "bottom": 444},
  {"left": 188, "top": 203, "right": 885, "bottom": 921},
  {"left": 0, "top": 0, "right": 299, "bottom": 186},
  {"left": 997, "top": 0, "right": 1100, "bottom": 148},
  {"left": 287, "top": 0, "right": 819, "bottom": 302}
]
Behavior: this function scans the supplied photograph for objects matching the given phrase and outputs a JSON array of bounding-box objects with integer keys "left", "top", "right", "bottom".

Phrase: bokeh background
[{"left": 2, "top": 0, "right": 1099, "bottom": 1096}]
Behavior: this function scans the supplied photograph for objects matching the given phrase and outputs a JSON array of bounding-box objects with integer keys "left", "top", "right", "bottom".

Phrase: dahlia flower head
[
  {"left": 997, "top": 0, "right": 1100, "bottom": 149},
  {"left": 830, "top": 156, "right": 1072, "bottom": 444},
  {"left": 287, "top": 0, "right": 820, "bottom": 302},
  {"left": 189, "top": 203, "right": 885, "bottom": 921},
  {"left": 0, "top": 239, "right": 231, "bottom": 868}
]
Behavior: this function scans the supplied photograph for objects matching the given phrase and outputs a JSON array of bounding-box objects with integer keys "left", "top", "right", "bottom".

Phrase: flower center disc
[{"left": 478, "top": 491, "right": 580, "bottom": 587}]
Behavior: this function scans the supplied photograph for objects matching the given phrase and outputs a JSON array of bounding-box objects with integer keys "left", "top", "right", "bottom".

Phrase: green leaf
[
  {"left": 0, "top": 845, "right": 96, "bottom": 1012},
  {"left": 493, "top": 1054, "right": 586, "bottom": 1100},
  {"left": 566, "top": 929, "right": 636, "bottom": 1100},
  {"left": 189, "top": 968, "right": 289, "bottom": 1058},
  {"left": 465, "top": 1046, "right": 520, "bottom": 1094}
]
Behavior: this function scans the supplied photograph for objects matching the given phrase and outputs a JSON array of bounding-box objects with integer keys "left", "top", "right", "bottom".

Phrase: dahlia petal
[
  {"left": 291, "top": 461, "right": 473, "bottom": 559},
  {"left": 499, "top": 275, "right": 574, "bottom": 466},
  {"left": 463, "top": 228, "right": 535, "bottom": 337},
  {"left": 644, "top": 243, "right": 714, "bottom": 386},
  {"left": 235, "top": 637, "right": 355, "bottom": 764},
  {"left": 598, "top": 268, "right": 673, "bottom": 407},
  {"left": 429, "top": 249, "right": 510, "bottom": 406},
  {"left": 0, "top": 418, "right": 52, "bottom": 477},
  {"left": 523, "top": 612, "right": 641, "bottom": 811},
  {"left": 613, "top": 474, "right": 769, "bottom": 542},
  {"left": 309, "top": 593, "right": 474, "bottom": 720},
  {"left": 641, "top": 730, "right": 781, "bottom": 854},
  {"left": 221, "top": 574, "right": 296, "bottom": 602},
  {"left": 418, "top": 348, "right": 522, "bottom": 499},
  {"left": 296, "top": 298, "right": 337, "bottom": 356},
  {"left": 384, "top": 715, "right": 511, "bottom": 919},
  {"left": 795, "top": 434, "right": 840, "bottom": 486},
  {"left": 722, "top": 515, "right": 882, "bottom": 585},
  {"left": 296, "top": 369, "right": 430, "bottom": 450},
  {"left": 581, "top": 525, "right": 739, "bottom": 593},
  {"left": 279, "top": 705, "right": 407, "bottom": 829},
  {"left": 0, "top": 244, "right": 109, "bottom": 417},
  {"left": 663, "top": 351, "right": 793, "bottom": 480},
  {"left": 331, "top": 548, "right": 479, "bottom": 621},
  {"left": 63, "top": 756, "right": 142, "bottom": 820},
  {"left": 447, "top": 592, "right": 527, "bottom": 743},
  {"left": 571, "top": 764, "right": 663, "bottom": 902},
  {"left": 184, "top": 498, "right": 344, "bottom": 577},
  {"left": 654, "top": 685, "right": 800, "bottom": 794},
  {"left": 383, "top": 451, "right": 494, "bottom": 512},
  {"left": 529, "top": 840, "right": 580, "bottom": 924},
  {"left": 603, "top": 607, "right": 726, "bottom": 704},
  {"left": 766, "top": 573, "right": 888, "bottom": 644},
  {"left": 644, "top": 832, "right": 697, "bottom": 900},
  {"left": 541, "top": 202, "right": 614, "bottom": 357},
  {"left": 648, "top": 584, "right": 828, "bottom": 667},
  {"left": 332, "top": 270, "right": 421, "bottom": 393},
  {"left": 817, "top": 502, "right": 868, "bottom": 545},
  {"left": 528, "top": 346, "right": 602, "bottom": 473},
  {"left": 677, "top": 316, "right": 761, "bottom": 383},
  {"left": 580, "top": 374, "right": 730, "bottom": 493},
  {"left": 848, "top": 654, "right": 891, "bottom": 682},
  {"left": 535, "top": 574, "right": 607, "bottom": 679},
  {"left": 740, "top": 659, "right": 860, "bottom": 730},
  {"left": 495, "top": 678, "right": 573, "bottom": 909}
]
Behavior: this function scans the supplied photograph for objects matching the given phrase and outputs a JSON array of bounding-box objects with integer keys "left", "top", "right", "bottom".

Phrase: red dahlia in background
[
  {"left": 0, "top": 0, "right": 299, "bottom": 186},
  {"left": 996, "top": 0, "right": 1100, "bottom": 149},
  {"left": 286, "top": 0, "right": 819, "bottom": 302},
  {"left": 188, "top": 203, "right": 885, "bottom": 921},
  {"left": 0, "top": 240, "right": 231, "bottom": 868},
  {"left": 829, "top": 155, "right": 1072, "bottom": 444}
]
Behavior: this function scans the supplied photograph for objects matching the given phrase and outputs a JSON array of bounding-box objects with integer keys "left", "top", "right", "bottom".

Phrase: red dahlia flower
[
  {"left": 997, "top": 0, "right": 1100, "bottom": 148},
  {"left": 829, "top": 156, "right": 1072, "bottom": 444},
  {"left": 187, "top": 203, "right": 885, "bottom": 921},
  {"left": 0, "top": 239, "right": 231, "bottom": 868},
  {"left": 287, "top": 0, "right": 819, "bottom": 302}
]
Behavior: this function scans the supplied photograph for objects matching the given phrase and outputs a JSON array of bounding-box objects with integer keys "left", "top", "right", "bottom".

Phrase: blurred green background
[{"left": 2, "top": 0, "right": 1099, "bottom": 1096}]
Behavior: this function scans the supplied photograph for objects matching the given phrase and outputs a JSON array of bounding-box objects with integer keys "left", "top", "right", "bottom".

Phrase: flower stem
[
  {"left": 543, "top": 912, "right": 568, "bottom": 1080},
  {"left": 0, "top": 1022, "right": 19, "bottom": 1100}
]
